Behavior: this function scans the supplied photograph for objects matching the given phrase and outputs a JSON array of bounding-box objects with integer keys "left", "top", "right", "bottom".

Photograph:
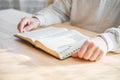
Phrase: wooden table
[{"left": 0, "top": 9, "right": 120, "bottom": 80}]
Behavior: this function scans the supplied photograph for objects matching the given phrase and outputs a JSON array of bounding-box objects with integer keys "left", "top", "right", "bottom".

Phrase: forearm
[{"left": 33, "top": 0, "right": 71, "bottom": 26}]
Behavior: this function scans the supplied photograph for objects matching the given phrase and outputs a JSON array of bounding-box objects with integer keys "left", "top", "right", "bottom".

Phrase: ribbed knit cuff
[{"left": 97, "top": 33, "right": 118, "bottom": 51}]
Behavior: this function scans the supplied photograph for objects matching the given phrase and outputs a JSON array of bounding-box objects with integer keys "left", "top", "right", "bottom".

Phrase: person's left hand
[{"left": 72, "top": 37, "right": 108, "bottom": 61}]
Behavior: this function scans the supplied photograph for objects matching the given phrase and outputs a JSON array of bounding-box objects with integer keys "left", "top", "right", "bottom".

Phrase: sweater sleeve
[
  {"left": 33, "top": 0, "right": 72, "bottom": 26},
  {"left": 98, "top": 26, "right": 120, "bottom": 53}
]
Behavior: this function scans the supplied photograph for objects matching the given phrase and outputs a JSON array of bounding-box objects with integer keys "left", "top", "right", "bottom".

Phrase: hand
[
  {"left": 72, "top": 37, "right": 108, "bottom": 61},
  {"left": 17, "top": 17, "right": 40, "bottom": 33}
]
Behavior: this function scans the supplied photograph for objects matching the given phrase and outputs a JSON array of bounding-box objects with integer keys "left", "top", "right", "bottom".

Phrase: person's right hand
[{"left": 17, "top": 17, "right": 40, "bottom": 33}]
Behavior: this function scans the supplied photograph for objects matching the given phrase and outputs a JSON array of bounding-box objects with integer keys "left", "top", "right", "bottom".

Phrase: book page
[
  {"left": 37, "top": 30, "right": 89, "bottom": 59},
  {"left": 16, "top": 27, "right": 68, "bottom": 42}
]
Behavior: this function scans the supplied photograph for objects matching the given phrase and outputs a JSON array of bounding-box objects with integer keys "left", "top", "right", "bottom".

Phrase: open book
[{"left": 15, "top": 27, "right": 89, "bottom": 59}]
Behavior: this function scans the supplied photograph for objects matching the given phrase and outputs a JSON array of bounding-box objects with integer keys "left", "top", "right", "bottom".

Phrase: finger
[
  {"left": 89, "top": 47, "right": 100, "bottom": 61},
  {"left": 17, "top": 17, "right": 29, "bottom": 32},
  {"left": 83, "top": 42, "right": 96, "bottom": 60},
  {"left": 17, "top": 21, "right": 23, "bottom": 32},
  {"left": 78, "top": 40, "right": 90, "bottom": 58}
]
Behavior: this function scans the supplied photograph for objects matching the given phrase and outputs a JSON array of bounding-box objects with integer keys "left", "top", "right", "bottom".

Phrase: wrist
[
  {"left": 96, "top": 36, "right": 108, "bottom": 51},
  {"left": 32, "top": 17, "right": 41, "bottom": 27}
]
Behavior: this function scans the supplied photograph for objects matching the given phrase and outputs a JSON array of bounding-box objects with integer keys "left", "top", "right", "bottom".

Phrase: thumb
[
  {"left": 72, "top": 52, "right": 78, "bottom": 57},
  {"left": 24, "top": 23, "right": 36, "bottom": 32}
]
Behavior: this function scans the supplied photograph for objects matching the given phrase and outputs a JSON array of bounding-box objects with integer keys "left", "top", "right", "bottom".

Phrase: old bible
[{"left": 15, "top": 27, "right": 88, "bottom": 59}]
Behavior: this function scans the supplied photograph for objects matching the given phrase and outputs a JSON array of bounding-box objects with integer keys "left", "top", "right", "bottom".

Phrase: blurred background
[{"left": 0, "top": 0, "right": 54, "bottom": 13}]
